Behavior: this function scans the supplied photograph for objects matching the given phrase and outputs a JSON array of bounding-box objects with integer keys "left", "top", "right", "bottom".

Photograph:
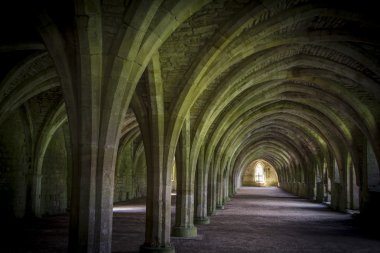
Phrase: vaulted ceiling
[{"left": 1, "top": 0, "right": 380, "bottom": 183}]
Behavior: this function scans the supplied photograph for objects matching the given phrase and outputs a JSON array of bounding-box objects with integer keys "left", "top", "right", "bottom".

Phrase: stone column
[
  {"left": 315, "top": 164, "right": 324, "bottom": 202},
  {"left": 207, "top": 159, "right": 216, "bottom": 216},
  {"left": 216, "top": 170, "right": 224, "bottom": 210},
  {"left": 172, "top": 114, "right": 197, "bottom": 237},
  {"left": 357, "top": 140, "right": 380, "bottom": 225},
  {"left": 31, "top": 174, "right": 42, "bottom": 217},
  {"left": 224, "top": 174, "right": 230, "bottom": 203},
  {"left": 140, "top": 54, "right": 174, "bottom": 252},
  {"left": 231, "top": 172, "right": 238, "bottom": 196},
  {"left": 194, "top": 145, "right": 210, "bottom": 224},
  {"left": 346, "top": 155, "right": 353, "bottom": 209},
  {"left": 38, "top": 3, "right": 121, "bottom": 251},
  {"left": 141, "top": 147, "right": 174, "bottom": 252}
]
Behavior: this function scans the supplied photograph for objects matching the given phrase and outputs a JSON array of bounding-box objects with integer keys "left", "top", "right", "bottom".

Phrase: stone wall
[
  {"left": 0, "top": 110, "right": 30, "bottom": 219},
  {"left": 134, "top": 149, "right": 147, "bottom": 198},
  {"left": 241, "top": 162, "right": 255, "bottom": 186},
  {"left": 264, "top": 166, "right": 279, "bottom": 187},
  {"left": 114, "top": 140, "right": 147, "bottom": 202},
  {"left": 241, "top": 161, "right": 279, "bottom": 187},
  {"left": 40, "top": 127, "right": 68, "bottom": 215}
]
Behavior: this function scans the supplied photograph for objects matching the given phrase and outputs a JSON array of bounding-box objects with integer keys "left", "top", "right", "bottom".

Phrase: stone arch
[{"left": 31, "top": 101, "right": 66, "bottom": 217}]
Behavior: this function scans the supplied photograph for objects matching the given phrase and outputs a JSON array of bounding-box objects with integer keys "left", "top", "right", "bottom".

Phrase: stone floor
[{"left": 2, "top": 187, "right": 380, "bottom": 252}]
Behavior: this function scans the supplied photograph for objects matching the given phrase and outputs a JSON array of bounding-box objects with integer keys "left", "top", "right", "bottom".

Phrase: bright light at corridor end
[{"left": 241, "top": 159, "right": 279, "bottom": 187}]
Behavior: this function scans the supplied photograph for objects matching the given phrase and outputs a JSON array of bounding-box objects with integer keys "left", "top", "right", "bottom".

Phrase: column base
[
  {"left": 194, "top": 216, "right": 210, "bottom": 225},
  {"left": 171, "top": 226, "right": 197, "bottom": 237},
  {"left": 140, "top": 244, "right": 175, "bottom": 253},
  {"left": 216, "top": 205, "right": 224, "bottom": 210},
  {"left": 207, "top": 210, "right": 216, "bottom": 216}
]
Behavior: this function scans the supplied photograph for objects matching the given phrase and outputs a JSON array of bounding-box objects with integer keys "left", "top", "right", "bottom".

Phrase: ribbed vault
[{"left": 1, "top": 0, "right": 380, "bottom": 252}]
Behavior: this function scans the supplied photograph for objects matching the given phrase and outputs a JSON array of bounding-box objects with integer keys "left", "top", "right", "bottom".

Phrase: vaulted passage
[
  {"left": 174, "top": 187, "right": 380, "bottom": 253},
  {"left": 3, "top": 187, "right": 380, "bottom": 252},
  {"left": 1, "top": 0, "right": 380, "bottom": 252}
]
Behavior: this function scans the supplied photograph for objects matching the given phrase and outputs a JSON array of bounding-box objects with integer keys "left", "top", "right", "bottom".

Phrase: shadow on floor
[{"left": 2, "top": 187, "right": 380, "bottom": 253}]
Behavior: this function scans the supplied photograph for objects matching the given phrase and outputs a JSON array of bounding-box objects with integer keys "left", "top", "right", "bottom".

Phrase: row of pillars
[
  {"left": 172, "top": 130, "right": 235, "bottom": 240},
  {"left": 34, "top": 3, "right": 241, "bottom": 251},
  {"left": 140, "top": 106, "right": 237, "bottom": 253},
  {"left": 278, "top": 144, "right": 380, "bottom": 219}
]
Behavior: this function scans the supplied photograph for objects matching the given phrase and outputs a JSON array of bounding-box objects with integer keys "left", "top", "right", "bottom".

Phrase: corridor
[
  {"left": 114, "top": 187, "right": 380, "bottom": 252},
  {"left": 170, "top": 187, "right": 380, "bottom": 252},
  {"left": 3, "top": 187, "right": 380, "bottom": 252}
]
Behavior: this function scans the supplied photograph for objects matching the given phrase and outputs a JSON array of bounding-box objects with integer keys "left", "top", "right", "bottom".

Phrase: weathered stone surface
[
  {"left": 1, "top": 0, "right": 380, "bottom": 252},
  {"left": 0, "top": 110, "right": 30, "bottom": 219},
  {"left": 41, "top": 127, "right": 68, "bottom": 215}
]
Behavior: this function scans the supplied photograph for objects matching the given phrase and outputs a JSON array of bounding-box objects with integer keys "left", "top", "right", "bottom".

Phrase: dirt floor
[{"left": 2, "top": 187, "right": 380, "bottom": 252}]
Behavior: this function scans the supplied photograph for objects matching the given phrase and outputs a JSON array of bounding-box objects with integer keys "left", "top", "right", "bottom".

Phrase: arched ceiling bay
[
  {"left": 150, "top": 0, "right": 380, "bottom": 180},
  {"left": 0, "top": 0, "right": 379, "bottom": 184}
]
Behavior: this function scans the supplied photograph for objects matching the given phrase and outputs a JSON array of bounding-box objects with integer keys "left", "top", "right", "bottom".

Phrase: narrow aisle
[{"left": 171, "top": 187, "right": 380, "bottom": 253}]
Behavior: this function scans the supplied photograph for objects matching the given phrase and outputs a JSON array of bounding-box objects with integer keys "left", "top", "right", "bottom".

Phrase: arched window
[{"left": 255, "top": 162, "right": 265, "bottom": 183}]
